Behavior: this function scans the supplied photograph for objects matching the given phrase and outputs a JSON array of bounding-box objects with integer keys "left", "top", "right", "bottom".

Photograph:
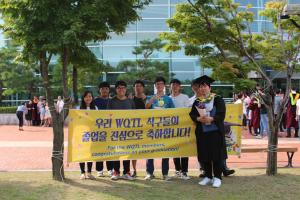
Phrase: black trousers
[
  {"left": 203, "top": 161, "right": 222, "bottom": 179},
  {"left": 79, "top": 162, "right": 93, "bottom": 174},
  {"left": 96, "top": 161, "right": 114, "bottom": 171},
  {"left": 173, "top": 157, "right": 189, "bottom": 173},
  {"left": 16, "top": 111, "right": 24, "bottom": 127},
  {"left": 113, "top": 160, "right": 130, "bottom": 175}
]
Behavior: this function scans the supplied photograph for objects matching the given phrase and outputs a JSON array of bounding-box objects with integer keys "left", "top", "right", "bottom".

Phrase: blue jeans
[
  {"left": 260, "top": 114, "right": 269, "bottom": 136},
  {"left": 146, "top": 158, "right": 169, "bottom": 175}
]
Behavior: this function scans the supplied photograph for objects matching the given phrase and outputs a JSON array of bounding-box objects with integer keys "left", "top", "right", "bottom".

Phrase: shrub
[{"left": 0, "top": 106, "right": 18, "bottom": 114}]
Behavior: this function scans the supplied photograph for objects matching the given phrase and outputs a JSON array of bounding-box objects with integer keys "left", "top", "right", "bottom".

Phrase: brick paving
[{"left": 0, "top": 125, "right": 299, "bottom": 171}]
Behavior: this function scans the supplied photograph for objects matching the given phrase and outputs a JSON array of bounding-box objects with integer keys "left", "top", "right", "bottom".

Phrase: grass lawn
[{"left": 0, "top": 168, "right": 300, "bottom": 200}]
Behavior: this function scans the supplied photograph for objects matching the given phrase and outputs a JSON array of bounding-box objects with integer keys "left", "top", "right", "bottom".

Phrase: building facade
[{"left": 0, "top": 0, "right": 298, "bottom": 104}]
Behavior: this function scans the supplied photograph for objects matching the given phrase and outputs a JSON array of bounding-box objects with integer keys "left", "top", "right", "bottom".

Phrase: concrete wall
[{"left": 0, "top": 114, "right": 19, "bottom": 125}]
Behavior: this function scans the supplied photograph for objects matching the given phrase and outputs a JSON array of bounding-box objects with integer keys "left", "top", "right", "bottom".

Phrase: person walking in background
[
  {"left": 79, "top": 91, "right": 97, "bottom": 180},
  {"left": 248, "top": 94, "right": 260, "bottom": 136},
  {"left": 25, "top": 100, "right": 33, "bottom": 126},
  {"left": 43, "top": 102, "right": 52, "bottom": 127},
  {"left": 16, "top": 102, "right": 26, "bottom": 131},
  {"left": 274, "top": 90, "right": 284, "bottom": 132},
  {"left": 286, "top": 88, "right": 299, "bottom": 138},
  {"left": 40, "top": 102, "right": 46, "bottom": 126},
  {"left": 56, "top": 96, "right": 64, "bottom": 114},
  {"left": 145, "top": 76, "right": 175, "bottom": 181},
  {"left": 256, "top": 86, "right": 269, "bottom": 138},
  {"left": 169, "top": 78, "right": 190, "bottom": 180},
  {"left": 242, "top": 92, "right": 251, "bottom": 130},
  {"left": 32, "top": 96, "right": 39, "bottom": 126},
  {"left": 94, "top": 82, "right": 114, "bottom": 177}
]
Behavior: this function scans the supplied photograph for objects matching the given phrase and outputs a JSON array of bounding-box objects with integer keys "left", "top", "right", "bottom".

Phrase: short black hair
[
  {"left": 191, "top": 79, "right": 198, "bottom": 86},
  {"left": 154, "top": 76, "right": 166, "bottom": 84},
  {"left": 134, "top": 80, "right": 145, "bottom": 87},
  {"left": 170, "top": 79, "right": 181, "bottom": 85},
  {"left": 115, "top": 80, "right": 127, "bottom": 88},
  {"left": 98, "top": 82, "right": 110, "bottom": 89}
]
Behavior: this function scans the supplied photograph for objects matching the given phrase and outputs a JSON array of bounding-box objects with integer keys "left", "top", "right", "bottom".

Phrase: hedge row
[{"left": 0, "top": 107, "right": 18, "bottom": 114}]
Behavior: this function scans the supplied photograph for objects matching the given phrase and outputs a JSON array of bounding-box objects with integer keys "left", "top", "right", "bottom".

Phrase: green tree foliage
[
  {"left": 0, "top": 0, "right": 150, "bottom": 181},
  {"left": 0, "top": 44, "right": 40, "bottom": 104},
  {"left": 117, "top": 38, "right": 170, "bottom": 85},
  {"left": 162, "top": 0, "right": 300, "bottom": 176}
]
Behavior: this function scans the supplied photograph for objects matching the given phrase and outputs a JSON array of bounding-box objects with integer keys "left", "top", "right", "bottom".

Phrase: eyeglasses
[{"left": 116, "top": 86, "right": 126, "bottom": 90}]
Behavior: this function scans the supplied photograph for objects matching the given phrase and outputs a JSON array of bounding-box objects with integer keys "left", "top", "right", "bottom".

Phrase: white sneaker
[
  {"left": 212, "top": 177, "right": 222, "bottom": 188},
  {"left": 86, "top": 173, "right": 96, "bottom": 180},
  {"left": 80, "top": 173, "right": 86, "bottom": 180},
  {"left": 97, "top": 171, "right": 104, "bottom": 177},
  {"left": 255, "top": 135, "right": 262, "bottom": 139},
  {"left": 181, "top": 173, "right": 191, "bottom": 180},
  {"left": 198, "top": 177, "right": 213, "bottom": 186},
  {"left": 163, "top": 175, "right": 171, "bottom": 181},
  {"left": 173, "top": 170, "right": 181, "bottom": 178},
  {"left": 111, "top": 172, "right": 120, "bottom": 180},
  {"left": 122, "top": 173, "right": 134, "bottom": 181},
  {"left": 108, "top": 170, "right": 113, "bottom": 177},
  {"left": 144, "top": 174, "right": 153, "bottom": 180}
]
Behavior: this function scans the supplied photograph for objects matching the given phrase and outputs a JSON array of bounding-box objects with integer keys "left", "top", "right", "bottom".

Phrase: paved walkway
[{"left": 0, "top": 125, "right": 299, "bottom": 171}]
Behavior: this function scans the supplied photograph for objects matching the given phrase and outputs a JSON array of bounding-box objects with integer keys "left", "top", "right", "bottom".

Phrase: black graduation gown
[{"left": 189, "top": 95, "right": 227, "bottom": 162}]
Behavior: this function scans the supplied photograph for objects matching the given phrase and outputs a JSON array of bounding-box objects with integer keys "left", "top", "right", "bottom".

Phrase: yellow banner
[{"left": 67, "top": 104, "right": 242, "bottom": 162}]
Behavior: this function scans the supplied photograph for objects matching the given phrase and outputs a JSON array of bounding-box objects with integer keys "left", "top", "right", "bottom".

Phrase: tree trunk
[
  {"left": 40, "top": 51, "right": 65, "bottom": 181},
  {"left": 266, "top": 95, "right": 278, "bottom": 176},
  {"left": 72, "top": 65, "right": 78, "bottom": 104}
]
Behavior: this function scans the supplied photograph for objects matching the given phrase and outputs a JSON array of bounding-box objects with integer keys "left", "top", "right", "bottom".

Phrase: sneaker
[
  {"left": 162, "top": 175, "right": 171, "bottom": 181},
  {"left": 144, "top": 174, "right": 154, "bottom": 180},
  {"left": 108, "top": 170, "right": 113, "bottom": 177},
  {"left": 111, "top": 172, "right": 120, "bottom": 180},
  {"left": 80, "top": 173, "right": 86, "bottom": 180},
  {"left": 131, "top": 171, "right": 137, "bottom": 178},
  {"left": 255, "top": 135, "right": 262, "bottom": 139},
  {"left": 122, "top": 173, "right": 134, "bottom": 181},
  {"left": 97, "top": 171, "right": 104, "bottom": 177},
  {"left": 173, "top": 170, "right": 181, "bottom": 178},
  {"left": 198, "top": 177, "right": 213, "bottom": 186},
  {"left": 212, "top": 177, "right": 222, "bottom": 188},
  {"left": 181, "top": 172, "right": 191, "bottom": 180},
  {"left": 223, "top": 169, "right": 235, "bottom": 177},
  {"left": 86, "top": 173, "right": 96, "bottom": 180}
]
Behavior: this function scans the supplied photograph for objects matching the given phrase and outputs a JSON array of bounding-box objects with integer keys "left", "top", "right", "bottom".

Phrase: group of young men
[{"left": 91, "top": 76, "right": 234, "bottom": 183}]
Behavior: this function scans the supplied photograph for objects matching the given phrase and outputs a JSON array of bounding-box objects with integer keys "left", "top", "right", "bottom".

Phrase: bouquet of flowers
[{"left": 195, "top": 101, "right": 206, "bottom": 117}]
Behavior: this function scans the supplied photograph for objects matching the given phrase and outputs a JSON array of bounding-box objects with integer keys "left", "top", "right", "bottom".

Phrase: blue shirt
[
  {"left": 146, "top": 95, "right": 175, "bottom": 109},
  {"left": 94, "top": 97, "right": 109, "bottom": 110}
]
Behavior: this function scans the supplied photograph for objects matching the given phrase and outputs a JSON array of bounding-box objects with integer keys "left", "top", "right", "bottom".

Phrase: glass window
[
  {"left": 103, "top": 33, "right": 137, "bottom": 45},
  {"left": 171, "top": 59, "right": 200, "bottom": 73},
  {"left": 137, "top": 32, "right": 160, "bottom": 42},
  {"left": 88, "top": 46, "right": 103, "bottom": 59},
  {"left": 103, "top": 46, "right": 137, "bottom": 60},
  {"left": 171, "top": 0, "right": 187, "bottom": 4},
  {"left": 171, "top": 49, "right": 198, "bottom": 59},
  {"left": 141, "top": 6, "right": 169, "bottom": 18},
  {"left": 126, "top": 22, "right": 137, "bottom": 32},
  {"left": 152, "top": 0, "right": 169, "bottom": 5},
  {"left": 137, "top": 19, "right": 169, "bottom": 31}
]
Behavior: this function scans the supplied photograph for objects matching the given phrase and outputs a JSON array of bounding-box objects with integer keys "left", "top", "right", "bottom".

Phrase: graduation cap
[{"left": 194, "top": 75, "right": 215, "bottom": 86}]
